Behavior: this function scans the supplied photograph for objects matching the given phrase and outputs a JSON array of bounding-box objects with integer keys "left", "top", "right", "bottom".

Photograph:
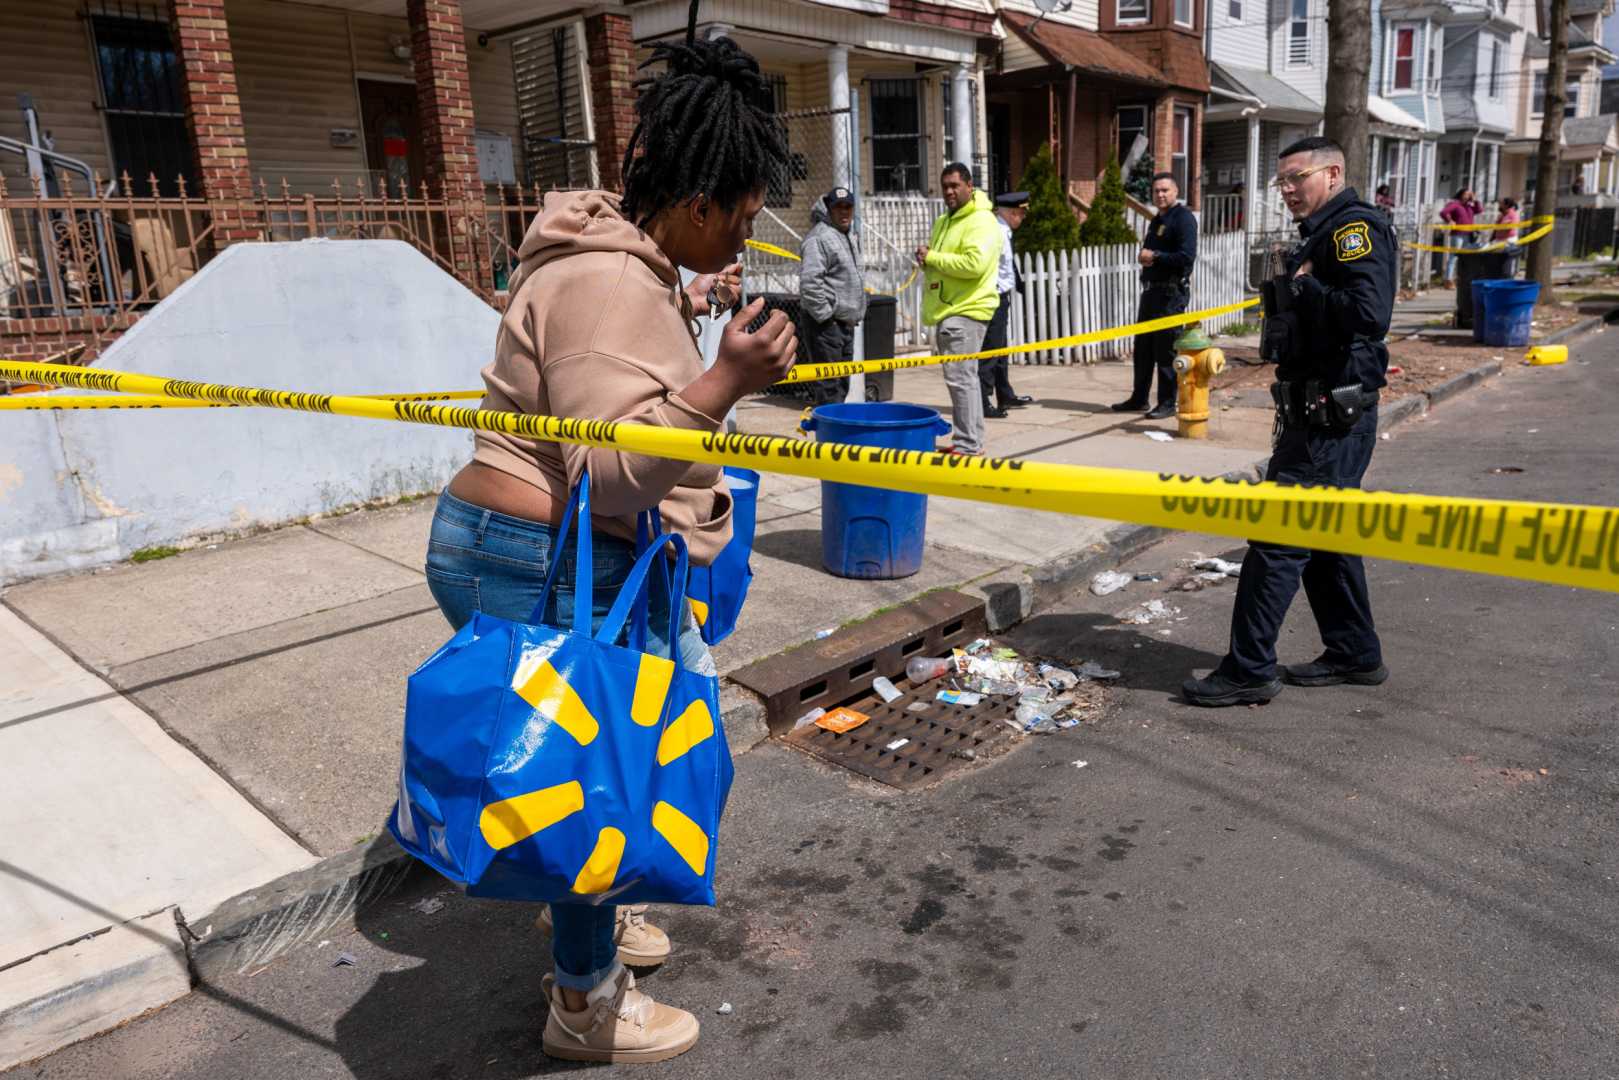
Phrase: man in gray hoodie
[{"left": 798, "top": 186, "right": 867, "bottom": 404}]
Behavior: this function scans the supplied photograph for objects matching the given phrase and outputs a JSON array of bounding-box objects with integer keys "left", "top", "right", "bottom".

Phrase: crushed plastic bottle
[
  {"left": 906, "top": 656, "right": 952, "bottom": 683},
  {"left": 1075, "top": 661, "right": 1121, "bottom": 681},
  {"left": 871, "top": 676, "right": 903, "bottom": 703},
  {"left": 1090, "top": 570, "right": 1132, "bottom": 596},
  {"left": 792, "top": 706, "right": 825, "bottom": 730}
]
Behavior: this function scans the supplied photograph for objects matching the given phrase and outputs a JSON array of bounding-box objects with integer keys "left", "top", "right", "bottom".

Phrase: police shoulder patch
[{"left": 1334, "top": 221, "right": 1372, "bottom": 262}]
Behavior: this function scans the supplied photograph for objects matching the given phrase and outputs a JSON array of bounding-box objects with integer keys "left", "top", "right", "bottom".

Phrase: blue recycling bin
[
  {"left": 1481, "top": 280, "right": 1541, "bottom": 347},
  {"left": 1469, "top": 279, "right": 1515, "bottom": 343},
  {"left": 800, "top": 402, "right": 950, "bottom": 579}
]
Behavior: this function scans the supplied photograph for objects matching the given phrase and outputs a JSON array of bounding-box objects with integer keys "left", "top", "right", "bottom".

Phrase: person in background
[
  {"left": 1494, "top": 196, "right": 1521, "bottom": 241},
  {"left": 1112, "top": 172, "right": 1198, "bottom": 420},
  {"left": 798, "top": 186, "right": 866, "bottom": 405},
  {"left": 979, "top": 190, "right": 1034, "bottom": 419},
  {"left": 1375, "top": 184, "right": 1396, "bottom": 217},
  {"left": 916, "top": 162, "right": 1000, "bottom": 455},
  {"left": 1439, "top": 187, "right": 1483, "bottom": 284}
]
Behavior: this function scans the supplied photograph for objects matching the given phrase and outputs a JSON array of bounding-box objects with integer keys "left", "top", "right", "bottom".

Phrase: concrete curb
[
  {"left": 1540, "top": 314, "right": 1605, "bottom": 347},
  {"left": 160, "top": 352, "right": 1522, "bottom": 1000}
]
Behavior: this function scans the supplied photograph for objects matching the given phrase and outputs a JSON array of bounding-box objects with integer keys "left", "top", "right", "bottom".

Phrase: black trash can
[
  {"left": 862, "top": 295, "right": 898, "bottom": 402},
  {"left": 1455, "top": 250, "right": 1512, "bottom": 330}
]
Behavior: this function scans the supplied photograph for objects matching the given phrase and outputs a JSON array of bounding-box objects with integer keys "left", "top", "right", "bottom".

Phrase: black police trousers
[
  {"left": 1131, "top": 284, "right": 1187, "bottom": 407},
  {"left": 803, "top": 316, "right": 854, "bottom": 404},
  {"left": 979, "top": 290, "right": 1017, "bottom": 410},
  {"left": 1217, "top": 407, "right": 1383, "bottom": 682}
]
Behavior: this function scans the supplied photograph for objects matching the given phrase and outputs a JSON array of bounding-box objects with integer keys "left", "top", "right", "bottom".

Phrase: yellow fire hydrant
[{"left": 1171, "top": 327, "right": 1225, "bottom": 440}]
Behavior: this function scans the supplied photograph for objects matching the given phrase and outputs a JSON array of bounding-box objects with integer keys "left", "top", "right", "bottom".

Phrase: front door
[{"left": 358, "top": 79, "right": 424, "bottom": 198}]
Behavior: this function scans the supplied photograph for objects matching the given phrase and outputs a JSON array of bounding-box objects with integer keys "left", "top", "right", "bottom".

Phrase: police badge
[{"left": 1334, "top": 221, "right": 1372, "bottom": 262}]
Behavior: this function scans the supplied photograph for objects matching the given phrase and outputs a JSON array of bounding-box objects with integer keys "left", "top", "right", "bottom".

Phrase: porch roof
[
  {"left": 999, "top": 10, "right": 1165, "bottom": 88},
  {"left": 1209, "top": 62, "right": 1320, "bottom": 122},
  {"left": 1565, "top": 114, "right": 1619, "bottom": 151},
  {"left": 1368, "top": 94, "right": 1426, "bottom": 132}
]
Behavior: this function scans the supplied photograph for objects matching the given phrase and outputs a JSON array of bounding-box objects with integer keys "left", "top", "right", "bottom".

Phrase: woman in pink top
[
  {"left": 1495, "top": 197, "right": 1522, "bottom": 242},
  {"left": 1440, "top": 187, "right": 1484, "bottom": 282}
]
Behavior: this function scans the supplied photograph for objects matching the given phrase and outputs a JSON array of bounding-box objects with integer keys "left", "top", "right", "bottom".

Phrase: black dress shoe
[
  {"left": 1182, "top": 671, "right": 1283, "bottom": 707},
  {"left": 1005, "top": 395, "right": 1035, "bottom": 408},
  {"left": 984, "top": 406, "right": 1009, "bottom": 419},
  {"left": 1282, "top": 657, "right": 1390, "bottom": 687},
  {"left": 1111, "top": 399, "right": 1148, "bottom": 412},
  {"left": 1144, "top": 402, "right": 1177, "bottom": 420}
]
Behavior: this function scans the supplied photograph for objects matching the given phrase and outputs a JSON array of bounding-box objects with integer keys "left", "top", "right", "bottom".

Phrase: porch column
[
  {"left": 828, "top": 45, "right": 852, "bottom": 187},
  {"left": 584, "top": 12, "right": 637, "bottom": 191},
  {"left": 951, "top": 63, "right": 974, "bottom": 169},
  {"left": 168, "top": 0, "right": 256, "bottom": 241},
  {"left": 1245, "top": 113, "right": 1261, "bottom": 238},
  {"left": 407, "top": 0, "right": 480, "bottom": 201}
]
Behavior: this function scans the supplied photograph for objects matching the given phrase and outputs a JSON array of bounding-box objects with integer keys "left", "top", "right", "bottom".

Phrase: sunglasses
[{"left": 1269, "top": 164, "right": 1334, "bottom": 190}]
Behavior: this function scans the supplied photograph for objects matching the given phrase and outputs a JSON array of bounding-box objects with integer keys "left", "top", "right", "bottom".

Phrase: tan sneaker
[
  {"left": 535, "top": 904, "right": 672, "bottom": 965},
  {"left": 541, "top": 964, "right": 699, "bottom": 1063}
]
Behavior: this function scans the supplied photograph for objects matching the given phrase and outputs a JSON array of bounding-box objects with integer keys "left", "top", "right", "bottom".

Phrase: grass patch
[
  {"left": 130, "top": 545, "right": 182, "bottom": 563},
  {"left": 1220, "top": 321, "right": 1261, "bottom": 337}
]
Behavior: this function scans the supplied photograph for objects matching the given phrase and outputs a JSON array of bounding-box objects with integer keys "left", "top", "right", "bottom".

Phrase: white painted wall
[{"left": 0, "top": 241, "right": 495, "bottom": 584}]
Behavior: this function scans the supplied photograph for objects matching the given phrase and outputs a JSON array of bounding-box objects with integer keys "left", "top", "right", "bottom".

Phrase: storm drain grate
[{"left": 782, "top": 678, "right": 1019, "bottom": 790}]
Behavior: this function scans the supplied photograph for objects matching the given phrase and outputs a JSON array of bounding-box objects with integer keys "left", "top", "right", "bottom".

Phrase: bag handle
[
  {"left": 528, "top": 472, "right": 594, "bottom": 632},
  {"left": 598, "top": 530, "right": 689, "bottom": 658},
  {"left": 632, "top": 508, "right": 667, "bottom": 652}
]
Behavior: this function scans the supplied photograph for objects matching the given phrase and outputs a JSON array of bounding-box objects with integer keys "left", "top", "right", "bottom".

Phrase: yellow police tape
[
  {"left": 3, "top": 357, "right": 1616, "bottom": 596},
  {"left": 783, "top": 296, "right": 1261, "bottom": 384},
  {"left": 1405, "top": 220, "right": 1555, "bottom": 255},
  {"left": 744, "top": 238, "right": 921, "bottom": 297},
  {"left": 0, "top": 389, "right": 485, "bottom": 411},
  {"left": 1432, "top": 215, "right": 1556, "bottom": 232}
]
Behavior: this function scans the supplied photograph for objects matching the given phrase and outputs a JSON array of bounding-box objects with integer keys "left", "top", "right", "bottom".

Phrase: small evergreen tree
[
  {"left": 1079, "top": 155, "right": 1137, "bottom": 248},
  {"left": 1124, "top": 152, "right": 1155, "bottom": 202},
  {"left": 1013, "top": 143, "right": 1081, "bottom": 255}
]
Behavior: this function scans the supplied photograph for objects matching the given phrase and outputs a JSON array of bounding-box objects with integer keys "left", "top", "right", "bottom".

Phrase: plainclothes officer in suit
[
  {"left": 1113, "top": 172, "right": 1198, "bottom": 420},
  {"left": 1183, "top": 136, "right": 1396, "bottom": 707},
  {"left": 980, "top": 191, "right": 1035, "bottom": 418}
]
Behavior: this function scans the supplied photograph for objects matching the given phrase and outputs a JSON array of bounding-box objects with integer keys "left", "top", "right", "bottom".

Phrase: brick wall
[
  {"left": 407, "top": 0, "right": 481, "bottom": 200},
  {"left": 585, "top": 12, "right": 636, "bottom": 192},
  {"left": 168, "top": 0, "right": 255, "bottom": 240}
]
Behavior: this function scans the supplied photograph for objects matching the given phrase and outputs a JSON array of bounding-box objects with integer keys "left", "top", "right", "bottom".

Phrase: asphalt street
[{"left": 9, "top": 330, "right": 1617, "bottom": 1080}]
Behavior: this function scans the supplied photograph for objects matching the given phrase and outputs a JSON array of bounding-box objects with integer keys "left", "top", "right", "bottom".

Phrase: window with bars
[
  {"left": 90, "top": 8, "right": 195, "bottom": 196},
  {"left": 1287, "top": 0, "right": 1311, "bottom": 67},
  {"left": 871, "top": 78, "right": 926, "bottom": 194}
]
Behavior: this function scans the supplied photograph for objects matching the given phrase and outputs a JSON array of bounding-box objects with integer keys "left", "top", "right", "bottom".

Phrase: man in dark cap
[
  {"left": 799, "top": 185, "right": 866, "bottom": 404},
  {"left": 980, "top": 190, "right": 1035, "bottom": 418}
]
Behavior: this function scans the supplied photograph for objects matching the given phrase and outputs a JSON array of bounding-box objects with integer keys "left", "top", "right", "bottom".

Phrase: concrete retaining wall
[{"left": 1, "top": 241, "right": 496, "bottom": 584}]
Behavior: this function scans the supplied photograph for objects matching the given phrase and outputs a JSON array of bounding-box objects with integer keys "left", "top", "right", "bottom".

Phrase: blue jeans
[{"left": 425, "top": 489, "right": 714, "bottom": 990}]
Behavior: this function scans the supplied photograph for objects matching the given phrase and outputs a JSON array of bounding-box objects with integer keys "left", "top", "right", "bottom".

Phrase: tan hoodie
[{"left": 472, "top": 190, "right": 733, "bottom": 564}]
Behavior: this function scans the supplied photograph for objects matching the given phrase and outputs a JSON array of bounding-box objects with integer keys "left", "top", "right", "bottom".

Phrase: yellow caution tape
[
  {"left": 1431, "top": 215, "right": 1555, "bottom": 232},
  {"left": 1406, "top": 220, "right": 1555, "bottom": 255},
  {"left": 744, "top": 238, "right": 920, "bottom": 296},
  {"left": 783, "top": 297, "right": 1261, "bottom": 383},
  {"left": 4, "top": 357, "right": 1617, "bottom": 596},
  {"left": 0, "top": 389, "right": 485, "bottom": 411}
]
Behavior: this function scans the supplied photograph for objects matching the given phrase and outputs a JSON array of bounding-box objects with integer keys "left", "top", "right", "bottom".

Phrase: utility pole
[
  {"left": 1324, "top": 0, "right": 1373, "bottom": 193},
  {"left": 1529, "top": 0, "right": 1571, "bottom": 294}
]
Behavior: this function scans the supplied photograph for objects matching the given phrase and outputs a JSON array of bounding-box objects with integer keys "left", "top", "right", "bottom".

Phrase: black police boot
[
  {"left": 983, "top": 400, "right": 1009, "bottom": 419},
  {"left": 1006, "top": 395, "right": 1035, "bottom": 408},
  {"left": 1282, "top": 656, "right": 1390, "bottom": 687},
  {"left": 1181, "top": 671, "right": 1283, "bottom": 707},
  {"left": 1144, "top": 401, "right": 1177, "bottom": 420},
  {"left": 1111, "top": 398, "right": 1148, "bottom": 412}
]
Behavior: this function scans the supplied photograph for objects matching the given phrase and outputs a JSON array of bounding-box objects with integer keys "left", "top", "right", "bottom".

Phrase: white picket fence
[{"left": 1003, "top": 230, "right": 1250, "bottom": 364}]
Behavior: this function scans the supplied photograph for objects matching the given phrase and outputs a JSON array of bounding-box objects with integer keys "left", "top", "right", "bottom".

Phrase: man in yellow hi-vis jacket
[{"left": 916, "top": 163, "right": 1001, "bottom": 456}]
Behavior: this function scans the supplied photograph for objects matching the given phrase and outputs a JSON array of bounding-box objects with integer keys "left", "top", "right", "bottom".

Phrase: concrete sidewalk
[{"left": 0, "top": 347, "right": 1497, "bottom": 1068}]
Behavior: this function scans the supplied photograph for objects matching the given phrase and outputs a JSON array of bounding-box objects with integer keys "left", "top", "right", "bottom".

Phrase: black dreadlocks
[{"left": 619, "top": 2, "right": 788, "bottom": 226}]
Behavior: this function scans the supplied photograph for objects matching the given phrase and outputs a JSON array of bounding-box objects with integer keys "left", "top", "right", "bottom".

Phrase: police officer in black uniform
[
  {"left": 1113, "top": 172, "right": 1198, "bottom": 420},
  {"left": 1183, "top": 136, "right": 1395, "bottom": 707}
]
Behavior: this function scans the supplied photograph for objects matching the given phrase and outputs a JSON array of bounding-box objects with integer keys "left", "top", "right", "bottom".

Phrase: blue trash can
[
  {"left": 800, "top": 402, "right": 950, "bottom": 579},
  {"left": 1481, "top": 280, "right": 1541, "bottom": 347},
  {"left": 1470, "top": 279, "right": 1514, "bottom": 344}
]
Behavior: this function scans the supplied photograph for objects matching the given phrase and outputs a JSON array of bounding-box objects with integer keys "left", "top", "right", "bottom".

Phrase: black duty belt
[{"left": 1272, "top": 379, "right": 1379, "bottom": 431}]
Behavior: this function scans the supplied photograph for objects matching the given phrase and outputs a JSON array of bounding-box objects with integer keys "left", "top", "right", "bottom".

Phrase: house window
[
  {"left": 1174, "top": 0, "right": 1193, "bottom": 26},
  {"left": 1171, "top": 106, "right": 1193, "bottom": 193},
  {"left": 1228, "top": 0, "right": 1242, "bottom": 20},
  {"left": 1426, "top": 29, "right": 1440, "bottom": 93},
  {"left": 1117, "top": 105, "right": 1150, "bottom": 169},
  {"left": 870, "top": 78, "right": 926, "bottom": 193},
  {"left": 1486, "top": 36, "right": 1502, "bottom": 100},
  {"left": 1533, "top": 73, "right": 1580, "bottom": 118},
  {"left": 753, "top": 74, "right": 795, "bottom": 207},
  {"left": 1287, "top": 0, "right": 1311, "bottom": 66},
  {"left": 1381, "top": 140, "right": 1406, "bottom": 204},
  {"left": 1117, "top": 0, "right": 1150, "bottom": 24},
  {"left": 90, "top": 12, "right": 195, "bottom": 196},
  {"left": 1392, "top": 27, "right": 1415, "bottom": 91}
]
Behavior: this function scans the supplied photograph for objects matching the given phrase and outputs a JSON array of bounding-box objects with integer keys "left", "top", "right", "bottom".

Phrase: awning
[
  {"left": 1000, "top": 10, "right": 1165, "bottom": 88},
  {"left": 1209, "top": 61, "right": 1320, "bottom": 124},
  {"left": 1367, "top": 95, "right": 1425, "bottom": 132}
]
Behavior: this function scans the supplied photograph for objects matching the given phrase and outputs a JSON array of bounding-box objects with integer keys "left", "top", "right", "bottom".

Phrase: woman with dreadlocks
[{"left": 421, "top": 13, "right": 795, "bottom": 1064}]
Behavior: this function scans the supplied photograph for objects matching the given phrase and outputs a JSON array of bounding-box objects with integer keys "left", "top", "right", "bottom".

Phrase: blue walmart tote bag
[
  {"left": 637, "top": 467, "right": 758, "bottom": 646},
  {"left": 390, "top": 476, "right": 734, "bottom": 906}
]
